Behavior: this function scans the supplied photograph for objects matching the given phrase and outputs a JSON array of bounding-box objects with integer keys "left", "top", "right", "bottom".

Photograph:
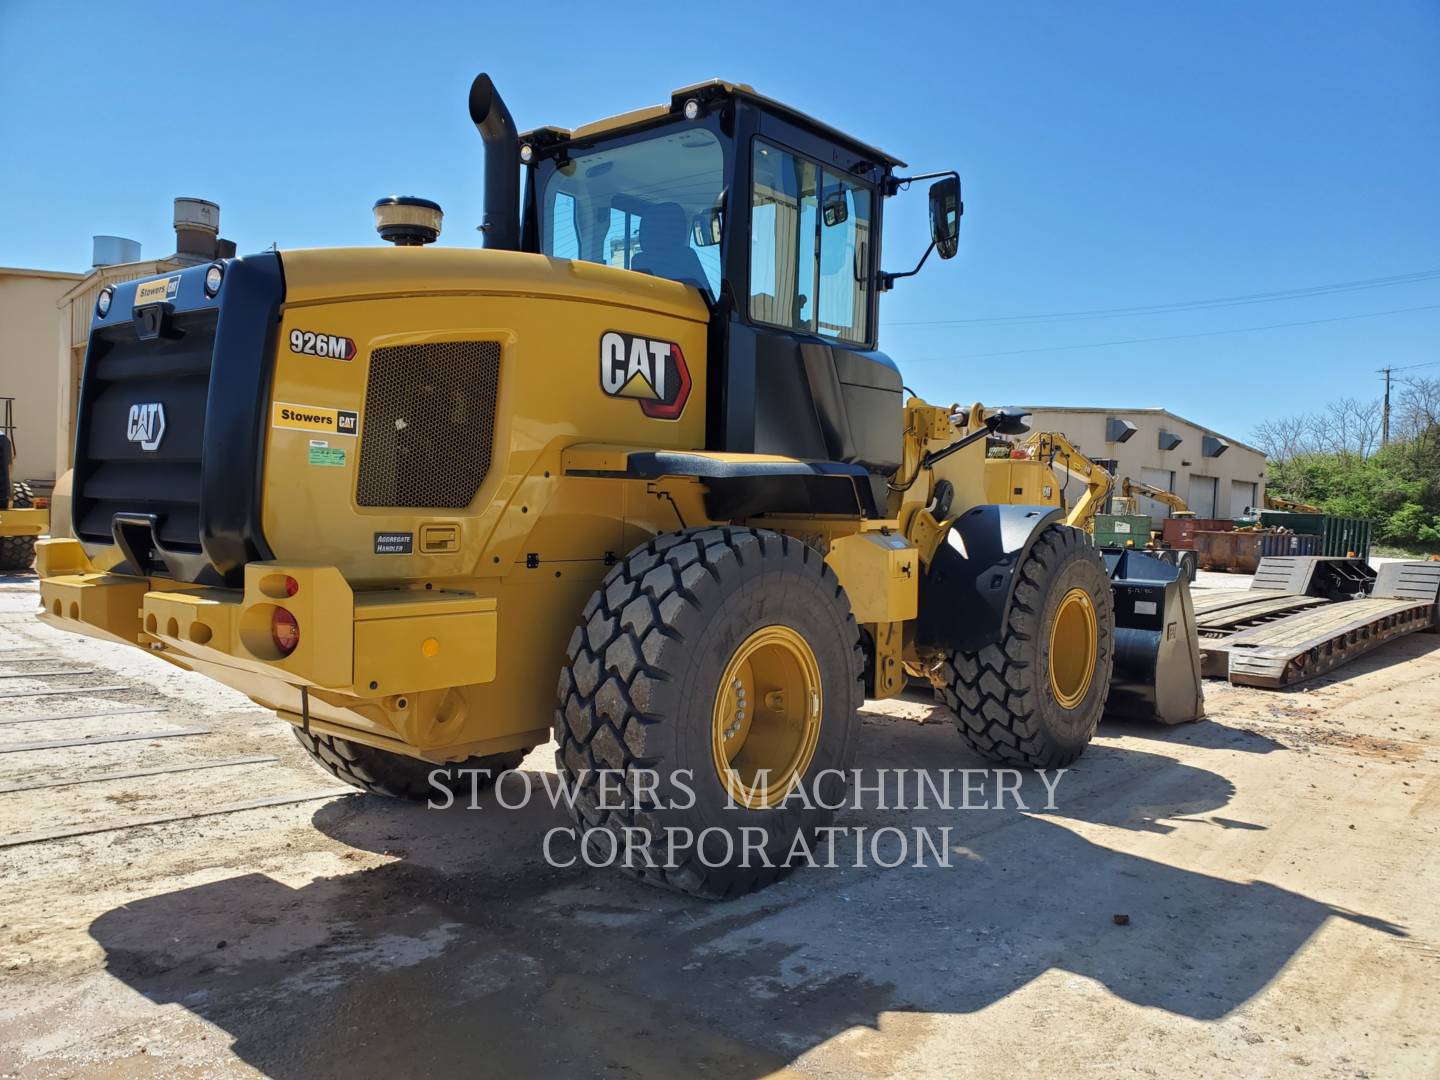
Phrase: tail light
[{"left": 271, "top": 607, "right": 300, "bottom": 655}]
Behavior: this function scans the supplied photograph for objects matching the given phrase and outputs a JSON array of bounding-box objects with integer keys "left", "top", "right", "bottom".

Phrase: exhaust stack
[{"left": 467, "top": 73, "right": 521, "bottom": 251}]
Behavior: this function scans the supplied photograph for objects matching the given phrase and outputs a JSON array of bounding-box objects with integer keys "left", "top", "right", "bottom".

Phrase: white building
[{"left": 1017, "top": 406, "right": 1267, "bottom": 519}]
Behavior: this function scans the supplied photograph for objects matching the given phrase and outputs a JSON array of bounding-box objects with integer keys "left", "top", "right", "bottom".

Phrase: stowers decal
[
  {"left": 599, "top": 331, "right": 691, "bottom": 421},
  {"left": 271, "top": 402, "right": 359, "bottom": 435}
]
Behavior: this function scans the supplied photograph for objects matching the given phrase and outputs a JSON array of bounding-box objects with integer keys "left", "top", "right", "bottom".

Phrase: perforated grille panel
[{"left": 356, "top": 340, "right": 501, "bottom": 508}]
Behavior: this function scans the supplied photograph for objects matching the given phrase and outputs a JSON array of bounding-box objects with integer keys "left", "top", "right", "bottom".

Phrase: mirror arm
[
  {"left": 883, "top": 168, "right": 960, "bottom": 197},
  {"left": 878, "top": 241, "right": 935, "bottom": 292}
]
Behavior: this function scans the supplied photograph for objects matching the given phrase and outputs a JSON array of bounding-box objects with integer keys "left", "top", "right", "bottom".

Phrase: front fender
[{"left": 916, "top": 504, "right": 1063, "bottom": 652}]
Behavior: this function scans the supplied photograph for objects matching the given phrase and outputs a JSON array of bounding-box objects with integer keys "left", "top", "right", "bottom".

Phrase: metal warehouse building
[{"left": 1017, "top": 406, "right": 1267, "bottom": 519}]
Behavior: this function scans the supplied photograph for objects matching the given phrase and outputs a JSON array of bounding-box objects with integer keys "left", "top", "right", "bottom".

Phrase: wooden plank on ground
[
  {"left": 0, "top": 788, "right": 352, "bottom": 848},
  {"left": 0, "top": 728, "right": 209, "bottom": 754},
  {"left": 0, "top": 669, "right": 96, "bottom": 679},
  {"left": 0, "top": 685, "right": 130, "bottom": 699},
  {"left": 0, "top": 754, "right": 278, "bottom": 793},
  {"left": 0, "top": 707, "right": 168, "bottom": 727}
]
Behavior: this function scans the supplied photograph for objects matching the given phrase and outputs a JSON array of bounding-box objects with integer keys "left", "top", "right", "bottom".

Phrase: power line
[
  {"left": 925, "top": 303, "right": 1440, "bottom": 361},
  {"left": 887, "top": 269, "right": 1440, "bottom": 327}
]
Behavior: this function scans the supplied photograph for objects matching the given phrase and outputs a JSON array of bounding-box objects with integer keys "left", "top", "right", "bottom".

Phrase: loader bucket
[{"left": 1102, "top": 549, "right": 1206, "bottom": 725}]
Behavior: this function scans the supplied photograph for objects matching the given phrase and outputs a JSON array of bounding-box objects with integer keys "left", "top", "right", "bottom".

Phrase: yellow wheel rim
[
  {"left": 711, "top": 625, "right": 823, "bottom": 809},
  {"left": 1048, "top": 587, "right": 1098, "bottom": 709}
]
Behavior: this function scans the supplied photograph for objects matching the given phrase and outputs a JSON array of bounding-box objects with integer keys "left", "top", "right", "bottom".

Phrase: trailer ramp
[{"left": 1199, "top": 559, "right": 1439, "bottom": 688}]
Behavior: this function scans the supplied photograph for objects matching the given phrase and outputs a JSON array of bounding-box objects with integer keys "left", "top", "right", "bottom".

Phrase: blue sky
[{"left": 2, "top": 1, "right": 1436, "bottom": 440}]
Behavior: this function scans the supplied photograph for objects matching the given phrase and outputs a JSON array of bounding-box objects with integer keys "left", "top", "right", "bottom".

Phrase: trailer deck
[{"left": 1197, "top": 558, "right": 1440, "bottom": 689}]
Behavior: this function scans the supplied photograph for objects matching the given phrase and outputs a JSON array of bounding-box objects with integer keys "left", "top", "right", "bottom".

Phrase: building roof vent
[
  {"left": 92, "top": 235, "right": 141, "bottom": 267},
  {"left": 1158, "top": 429, "right": 1183, "bottom": 451},
  {"left": 1202, "top": 435, "right": 1230, "bottom": 458},
  {"left": 1105, "top": 417, "right": 1137, "bottom": 443}
]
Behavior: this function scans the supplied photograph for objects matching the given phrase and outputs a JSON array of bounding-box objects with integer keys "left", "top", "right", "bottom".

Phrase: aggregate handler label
[{"left": 272, "top": 402, "right": 359, "bottom": 436}]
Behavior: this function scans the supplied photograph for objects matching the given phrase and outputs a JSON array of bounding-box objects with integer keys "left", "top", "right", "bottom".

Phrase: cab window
[
  {"left": 749, "top": 139, "right": 872, "bottom": 344},
  {"left": 539, "top": 129, "right": 724, "bottom": 298}
]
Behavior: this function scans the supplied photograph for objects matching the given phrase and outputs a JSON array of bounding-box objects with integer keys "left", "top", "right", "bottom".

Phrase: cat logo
[
  {"left": 599, "top": 331, "right": 691, "bottom": 421},
  {"left": 126, "top": 402, "right": 166, "bottom": 452}
]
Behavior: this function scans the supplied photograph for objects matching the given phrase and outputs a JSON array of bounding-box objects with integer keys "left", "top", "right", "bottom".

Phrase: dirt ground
[{"left": 0, "top": 566, "right": 1436, "bottom": 1079}]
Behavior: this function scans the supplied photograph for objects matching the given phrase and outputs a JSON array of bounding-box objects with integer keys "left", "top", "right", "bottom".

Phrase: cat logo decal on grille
[
  {"left": 599, "top": 331, "right": 691, "bottom": 421},
  {"left": 125, "top": 403, "right": 166, "bottom": 452}
]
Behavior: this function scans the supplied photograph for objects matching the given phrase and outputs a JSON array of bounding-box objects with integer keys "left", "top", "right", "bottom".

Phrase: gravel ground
[{"left": 0, "top": 566, "right": 1436, "bottom": 1079}]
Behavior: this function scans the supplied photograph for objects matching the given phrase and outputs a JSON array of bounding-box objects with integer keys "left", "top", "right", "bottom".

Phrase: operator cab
[{"left": 478, "top": 78, "right": 960, "bottom": 508}]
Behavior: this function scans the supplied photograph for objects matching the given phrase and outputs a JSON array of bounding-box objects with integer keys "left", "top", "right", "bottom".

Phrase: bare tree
[
  {"left": 1317, "top": 396, "right": 1382, "bottom": 457},
  {"left": 1252, "top": 412, "right": 1316, "bottom": 463},
  {"left": 1253, "top": 395, "right": 1386, "bottom": 462},
  {"left": 1394, "top": 376, "right": 1440, "bottom": 445}
]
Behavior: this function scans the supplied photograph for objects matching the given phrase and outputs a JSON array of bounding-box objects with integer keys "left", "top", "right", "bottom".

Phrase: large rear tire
[
  {"left": 292, "top": 728, "right": 529, "bottom": 802},
  {"left": 932, "top": 524, "right": 1114, "bottom": 768},
  {"left": 0, "top": 536, "right": 34, "bottom": 573},
  {"left": 555, "top": 527, "right": 864, "bottom": 900},
  {"left": 0, "top": 482, "right": 37, "bottom": 572}
]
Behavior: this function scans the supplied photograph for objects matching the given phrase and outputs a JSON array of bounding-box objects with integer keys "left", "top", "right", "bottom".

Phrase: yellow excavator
[
  {"left": 1263, "top": 493, "right": 1322, "bottom": 514},
  {"left": 1115, "top": 477, "right": 1194, "bottom": 518}
]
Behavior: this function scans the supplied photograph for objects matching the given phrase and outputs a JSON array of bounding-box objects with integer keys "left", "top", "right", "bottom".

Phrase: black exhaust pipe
[{"left": 467, "top": 73, "right": 521, "bottom": 251}]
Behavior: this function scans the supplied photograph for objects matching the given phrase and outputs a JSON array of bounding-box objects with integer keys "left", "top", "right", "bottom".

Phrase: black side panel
[
  {"left": 916, "top": 505, "right": 1063, "bottom": 652},
  {"left": 199, "top": 253, "right": 285, "bottom": 580},
  {"left": 720, "top": 319, "right": 903, "bottom": 476}
]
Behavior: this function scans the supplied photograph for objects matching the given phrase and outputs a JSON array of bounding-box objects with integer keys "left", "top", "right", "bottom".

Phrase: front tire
[
  {"left": 554, "top": 527, "right": 864, "bottom": 900},
  {"left": 932, "top": 524, "right": 1114, "bottom": 768}
]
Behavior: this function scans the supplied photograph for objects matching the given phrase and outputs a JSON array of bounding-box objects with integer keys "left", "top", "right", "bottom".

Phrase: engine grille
[{"left": 356, "top": 341, "right": 502, "bottom": 508}]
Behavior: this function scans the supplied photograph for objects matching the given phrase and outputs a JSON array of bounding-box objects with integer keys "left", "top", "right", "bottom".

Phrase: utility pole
[{"left": 1379, "top": 365, "right": 1392, "bottom": 447}]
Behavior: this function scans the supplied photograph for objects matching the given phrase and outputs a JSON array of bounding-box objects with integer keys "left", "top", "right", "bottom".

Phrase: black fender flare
[
  {"left": 916, "top": 504, "right": 1064, "bottom": 652},
  {"left": 567, "top": 451, "right": 882, "bottom": 519}
]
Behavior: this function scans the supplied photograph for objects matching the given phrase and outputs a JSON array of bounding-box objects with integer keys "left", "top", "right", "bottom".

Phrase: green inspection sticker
[{"left": 308, "top": 444, "right": 346, "bottom": 467}]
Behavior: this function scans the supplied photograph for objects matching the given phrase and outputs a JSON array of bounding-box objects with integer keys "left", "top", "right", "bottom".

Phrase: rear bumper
[
  {"left": 0, "top": 507, "right": 47, "bottom": 538},
  {"left": 36, "top": 538, "right": 508, "bottom": 760}
]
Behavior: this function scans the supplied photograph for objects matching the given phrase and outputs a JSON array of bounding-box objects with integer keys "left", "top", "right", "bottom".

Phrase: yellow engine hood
[{"left": 278, "top": 246, "right": 709, "bottom": 324}]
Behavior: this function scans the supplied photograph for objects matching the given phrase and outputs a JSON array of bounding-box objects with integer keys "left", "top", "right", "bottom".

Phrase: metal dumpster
[
  {"left": 1195, "top": 529, "right": 1322, "bottom": 573},
  {"left": 1162, "top": 517, "right": 1235, "bottom": 549},
  {"left": 1094, "top": 514, "right": 1152, "bottom": 549},
  {"left": 1257, "top": 512, "right": 1372, "bottom": 561}
]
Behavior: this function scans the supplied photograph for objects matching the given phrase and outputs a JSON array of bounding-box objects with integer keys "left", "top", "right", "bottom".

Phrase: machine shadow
[{"left": 88, "top": 717, "right": 1403, "bottom": 1079}]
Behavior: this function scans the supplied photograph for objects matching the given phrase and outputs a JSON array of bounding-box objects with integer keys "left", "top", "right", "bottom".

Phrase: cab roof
[{"left": 520, "top": 79, "right": 906, "bottom": 170}]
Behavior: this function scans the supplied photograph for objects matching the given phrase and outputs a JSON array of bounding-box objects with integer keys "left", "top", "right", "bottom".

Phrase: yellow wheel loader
[
  {"left": 0, "top": 401, "right": 47, "bottom": 572},
  {"left": 36, "top": 75, "right": 1201, "bottom": 898}
]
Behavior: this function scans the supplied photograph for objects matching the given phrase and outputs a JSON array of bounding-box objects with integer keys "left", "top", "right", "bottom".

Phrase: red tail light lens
[
  {"left": 271, "top": 607, "right": 300, "bottom": 655},
  {"left": 284, "top": 575, "right": 300, "bottom": 597}
]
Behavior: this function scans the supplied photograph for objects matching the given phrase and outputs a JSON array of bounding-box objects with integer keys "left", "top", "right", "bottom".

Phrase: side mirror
[
  {"left": 928, "top": 176, "right": 961, "bottom": 259},
  {"left": 691, "top": 206, "right": 722, "bottom": 247},
  {"left": 821, "top": 188, "right": 849, "bottom": 228},
  {"left": 986, "top": 408, "right": 1031, "bottom": 436}
]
